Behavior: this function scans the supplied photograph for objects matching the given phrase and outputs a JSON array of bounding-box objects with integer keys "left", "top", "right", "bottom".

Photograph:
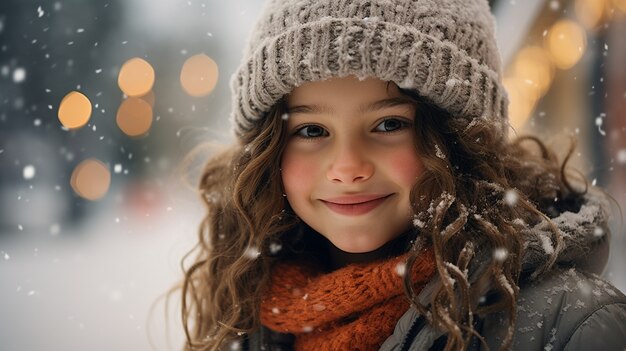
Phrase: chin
[{"left": 331, "top": 237, "right": 386, "bottom": 254}]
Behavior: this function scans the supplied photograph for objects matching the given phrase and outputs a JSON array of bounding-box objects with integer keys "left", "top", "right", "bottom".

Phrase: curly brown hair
[{"left": 178, "top": 85, "right": 582, "bottom": 351}]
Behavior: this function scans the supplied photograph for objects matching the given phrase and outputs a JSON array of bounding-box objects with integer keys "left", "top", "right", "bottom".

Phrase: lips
[{"left": 321, "top": 194, "right": 392, "bottom": 216}]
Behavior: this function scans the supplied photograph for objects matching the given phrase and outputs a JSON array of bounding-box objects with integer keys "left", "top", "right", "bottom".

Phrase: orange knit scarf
[{"left": 260, "top": 246, "right": 436, "bottom": 351}]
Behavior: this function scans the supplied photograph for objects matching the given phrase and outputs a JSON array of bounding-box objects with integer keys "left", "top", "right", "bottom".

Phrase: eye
[
  {"left": 295, "top": 125, "right": 329, "bottom": 138},
  {"left": 374, "top": 118, "right": 411, "bottom": 133}
]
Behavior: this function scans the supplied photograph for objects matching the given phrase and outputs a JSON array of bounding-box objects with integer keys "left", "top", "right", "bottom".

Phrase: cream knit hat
[{"left": 230, "top": 0, "right": 508, "bottom": 139}]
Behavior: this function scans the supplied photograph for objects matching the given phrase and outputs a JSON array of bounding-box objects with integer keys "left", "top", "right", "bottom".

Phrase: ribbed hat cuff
[{"left": 230, "top": 17, "right": 508, "bottom": 138}]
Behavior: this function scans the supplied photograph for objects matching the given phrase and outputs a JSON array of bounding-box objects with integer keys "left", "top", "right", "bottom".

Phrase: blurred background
[{"left": 0, "top": 0, "right": 624, "bottom": 350}]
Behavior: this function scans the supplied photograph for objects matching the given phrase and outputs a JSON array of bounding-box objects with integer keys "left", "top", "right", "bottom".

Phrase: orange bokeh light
[
  {"left": 116, "top": 97, "right": 153, "bottom": 137},
  {"left": 180, "top": 54, "right": 219, "bottom": 97},
  {"left": 118, "top": 57, "right": 155, "bottom": 97},
  {"left": 70, "top": 159, "right": 111, "bottom": 201},
  {"left": 513, "top": 46, "right": 554, "bottom": 98},
  {"left": 58, "top": 91, "right": 92, "bottom": 129},
  {"left": 545, "top": 20, "right": 587, "bottom": 70}
]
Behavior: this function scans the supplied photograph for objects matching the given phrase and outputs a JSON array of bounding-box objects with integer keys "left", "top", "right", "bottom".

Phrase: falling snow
[
  {"left": 395, "top": 262, "right": 407, "bottom": 276},
  {"left": 504, "top": 189, "right": 518, "bottom": 206},
  {"left": 50, "top": 223, "right": 61, "bottom": 236},
  {"left": 593, "top": 226, "right": 604, "bottom": 237},
  {"left": 446, "top": 78, "right": 460, "bottom": 87},
  {"left": 13, "top": 68, "right": 26, "bottom": 83},
  {"left": 577, "top": 280, "right": 592, "bottom": 296},
  {"left": 595, "top": 114, "right": 606, "bottom": 136},
  {"left": 244, "top": 246, "right": 260, "bottom": 259},
  {"left": 269, "top": 242, "right": 282, "bottom": 255},
  {"left": 493, "top": 247, "right": 508, "bottom": 262},
  {"left": 37, "top": 6, "right": 44, "bottom": 18},
  {"left": 617, "top": 149, "right": 626, "bottom": 164},
  {"left": 229, "top": 340, "right": 241, "bottom": 351},
  {"left": 413, "top": 217, "right": 425, "bottom": 228},
  {"left": 23, "top": 165, "right": 36, "bottom": 180},
  {"left": 434, "top": 143, "right": 446, "bottom": 159},
  {"left": 549, "top": 1, "right": 560, "bottom": 11}
]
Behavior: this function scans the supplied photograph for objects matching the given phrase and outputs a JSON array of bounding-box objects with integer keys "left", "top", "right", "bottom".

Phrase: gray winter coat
[
  {"left": 247, "top": 190, "right": 626, "bottom": 350},
  {"left": 380, "top": 267, "right": 626, "bottom": 350},
  {"left": 380, "top": 189, "right": 626, "bottom": 351}
]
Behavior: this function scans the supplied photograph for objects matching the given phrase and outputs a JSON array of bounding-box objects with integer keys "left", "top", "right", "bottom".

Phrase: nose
[{"left": 326, "top": 141, "right": 374, "bottom": 184}]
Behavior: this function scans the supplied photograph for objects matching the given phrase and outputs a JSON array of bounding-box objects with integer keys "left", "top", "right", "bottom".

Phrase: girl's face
[{"left": 281, "top": 76, "right": 424, "bottom": 253}]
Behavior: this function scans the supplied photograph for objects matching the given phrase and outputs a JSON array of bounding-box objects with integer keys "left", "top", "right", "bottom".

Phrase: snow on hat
[{"left": 230, "top": 0, "right": 509, "bottom": 139}]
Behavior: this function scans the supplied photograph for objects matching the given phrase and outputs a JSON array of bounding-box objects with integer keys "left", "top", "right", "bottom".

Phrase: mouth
[{"left": 321, "top": 194, "right": 392, "bottom": 216}]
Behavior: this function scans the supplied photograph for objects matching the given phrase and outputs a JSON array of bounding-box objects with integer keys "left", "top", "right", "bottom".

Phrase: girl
[{"left": 180, "top": 0, "right": 626, "bottom": 350}]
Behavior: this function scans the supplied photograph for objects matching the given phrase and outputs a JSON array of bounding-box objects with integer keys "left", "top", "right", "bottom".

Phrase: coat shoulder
[{"left": 483, "top": 267, "right": 626, "bottom": 351}]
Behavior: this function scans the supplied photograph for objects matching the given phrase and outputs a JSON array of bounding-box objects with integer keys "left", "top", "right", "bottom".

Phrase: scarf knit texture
[{"left": 260, "top": 246, "right": 436, "bottom": 351}]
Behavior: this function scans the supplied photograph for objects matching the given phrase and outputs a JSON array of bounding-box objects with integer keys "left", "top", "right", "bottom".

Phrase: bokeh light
[
  {"left": 575, "top": 0, "right": 607, "bottom": 29},
  {"left": 545, "top": 20, "right": 587, "bottom": 70},
  {"left": 117, "top": 57, "right": 155, "bottom": 97},
  {"left": 116, "top": 97, "right": 153, "bottom": 137},
  {"left": 180, "top": 54, "right": 219, "bottom": 97},
  {"left": 513, "top": 46, "right": 555, "bottom": 98},
  {"left": 57, "top": 91, "right": 92, "bottom": 129},
  {"left": 70, "top": 159, "right": 111, "bottom": 201}
]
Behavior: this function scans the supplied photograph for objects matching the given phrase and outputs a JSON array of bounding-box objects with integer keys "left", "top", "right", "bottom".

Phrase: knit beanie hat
[{"left": 230, "top": 0, "right": 509, "bottom": 139}]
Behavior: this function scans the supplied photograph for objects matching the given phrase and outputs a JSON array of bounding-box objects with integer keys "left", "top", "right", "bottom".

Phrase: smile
[{"left": 321, "top": 194, "right": 392, "bottom": 216}]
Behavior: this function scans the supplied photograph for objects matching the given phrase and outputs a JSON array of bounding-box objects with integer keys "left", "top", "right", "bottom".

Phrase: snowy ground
[{"left": 0, "top": 195, "right": 200, "bottom": 351}]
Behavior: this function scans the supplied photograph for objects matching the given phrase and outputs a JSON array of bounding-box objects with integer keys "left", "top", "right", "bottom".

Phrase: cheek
[
  {"left": 385, "top": 147, "right": 424, "bottom": 187},
  {"left": 280, "top": 150, "right": 317, "bottom": 196}
]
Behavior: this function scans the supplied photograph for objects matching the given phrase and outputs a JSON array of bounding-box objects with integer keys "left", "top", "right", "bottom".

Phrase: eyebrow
[{"left": 287, "top": 97, "right": 413, "bottom": 115}]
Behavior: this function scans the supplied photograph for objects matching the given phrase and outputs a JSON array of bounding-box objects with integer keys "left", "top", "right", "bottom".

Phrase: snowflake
[
  {"left": 504, "top": 189, "right": 518, "bottom": 206},
  {"left": 395, "top": 262, "right": 407, "bottom": 276},
  {"left": 23, "top": 165, "right": 36, "bottom": 179},
  {"left": 13, "top": 68, "right": 26, "bottom": 83},
  {"left": 269, "top": 242, "right": 282, "bottom": 255},
  {"left": 549, "top": 1, "right": 560, "bottom": 11},
  {"left": 493, "top": 247, "right": 508, "bottom": 262},
  {"left": 244, "top": 246, "right": 261, "bottom": 260}
]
